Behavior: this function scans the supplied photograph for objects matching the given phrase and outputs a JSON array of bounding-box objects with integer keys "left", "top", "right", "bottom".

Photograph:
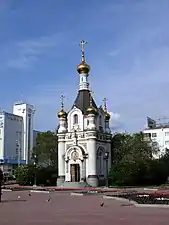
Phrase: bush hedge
[{"left": 15, "top": 165, "right": 57, "bottom": 186}]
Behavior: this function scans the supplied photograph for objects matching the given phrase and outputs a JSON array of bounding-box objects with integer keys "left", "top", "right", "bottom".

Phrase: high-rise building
[
  {"left": 0, "top": 111, "right": 24, "bottom": 173},
  {"left": 13, "top": 102, "right": 35, "bottom": 164}
]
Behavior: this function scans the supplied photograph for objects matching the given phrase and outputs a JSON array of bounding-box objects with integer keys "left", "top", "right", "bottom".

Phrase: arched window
[
  {"left": 73, "top": 114, "right": 78, "bottom": 124},
  {"left": 99, "top": 115, "right": 102, "bottom": 126},
  {"left": 97, "top": 147, "right": 104, "bottom": 176},
  {"left": 87, "top": 119, "right": 89, "bottom": 126}
]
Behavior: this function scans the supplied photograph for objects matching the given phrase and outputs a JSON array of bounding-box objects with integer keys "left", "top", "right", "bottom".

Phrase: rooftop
[{"left": 145, "top": 116, "right": 169, "bottom": 130}]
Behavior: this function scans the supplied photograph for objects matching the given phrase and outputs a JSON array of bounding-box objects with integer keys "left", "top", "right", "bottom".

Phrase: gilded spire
[
  {"left": 77, "top": 40, "right": 90, "bottom": 74},
  {"left": 103, "top": 98, "right": 110, "bottom": 121},
  {"left": 80, "top": 40, "right": 87, "bottom": 62},
  {"left": 103, "top": 98, "right": 107, "bottom": 111},
  {"left": 61, "top": 94, "right": 65, "bottom": 110},
  {"left": 57, "top": 94, "right": 67, "bottom": 118}
]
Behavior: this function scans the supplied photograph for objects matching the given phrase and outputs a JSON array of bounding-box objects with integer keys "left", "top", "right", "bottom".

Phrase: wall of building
[
  {"left": 144, "top": 127, "right": 169, "bottom": 158},
  {"left": 13, "top": 102, "right": 35, "bottom": 164},
  {"left": 0, "top": 112, "right": 24, "bottom": 170}
]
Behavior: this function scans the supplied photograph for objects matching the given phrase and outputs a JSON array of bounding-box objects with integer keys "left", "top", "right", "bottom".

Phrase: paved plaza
[{"left": 0, "top": 191, "right": 169, "bottom": 225}]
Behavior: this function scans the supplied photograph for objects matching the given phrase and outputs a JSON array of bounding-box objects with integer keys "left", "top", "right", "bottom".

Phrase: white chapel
[{"left": 57, "top": 40, "right": 112, "bottom": 187}]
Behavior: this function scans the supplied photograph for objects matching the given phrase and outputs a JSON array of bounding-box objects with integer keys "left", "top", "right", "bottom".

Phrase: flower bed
[
  {"left": 2, "top": 185, "right": 119, "bottom": 193},
  {"left": 109, "top": 191, "right": 169, "bottom": 205},
  {"left": 2, "top": 186, "right": 121, "bottom": 193}
]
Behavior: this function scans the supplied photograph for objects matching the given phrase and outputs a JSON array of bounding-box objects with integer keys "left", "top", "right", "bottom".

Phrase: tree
[
  {"left": 32, "top": 131, "right": 58, "bottom": 169},
  {"left": 15, "top": 165, "right": 57, "bottom": 186},
  {"left": 109, "top": 132, "right": 160, "bottom": 186},
  {"left": 15, "top": 165, "right": 35, "bottom": 186},
  {"left": 111, "top": 132, "right": 157, "bottom": 165}
]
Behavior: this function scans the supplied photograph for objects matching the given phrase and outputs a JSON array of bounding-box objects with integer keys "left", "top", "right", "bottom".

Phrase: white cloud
[
  {"left": 110, "top": 112, "right": 120, "bottom": 121},
  {"left": 7, "top": 32, "right": 66, "bottom": 69}
]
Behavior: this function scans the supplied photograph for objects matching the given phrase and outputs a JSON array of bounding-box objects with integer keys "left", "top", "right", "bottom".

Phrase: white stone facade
[
  {"left": 57, "top": 42, "right": 112, "bottom": 187},
  {"left": 57, "top": 110, "right": 112, "bottom": 187}
]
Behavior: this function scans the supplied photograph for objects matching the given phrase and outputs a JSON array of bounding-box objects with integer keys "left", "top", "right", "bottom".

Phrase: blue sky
[{"left": 0, "top": 0, "right": 169, "bottom": 132}]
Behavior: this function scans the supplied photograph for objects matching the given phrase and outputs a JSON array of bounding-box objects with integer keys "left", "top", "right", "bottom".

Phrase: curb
[
  {"left": 134, "top": 203, "right": 169, "bottom": 208},
  {"left": 2, "top": 189, "right": 12, "bottom": 192},
  {"left": 103, "top": 195, "right": 136, "bottom": 205},
  {"left": 30, "top": 190, "right": 50, "bottom": 194},
  {"left": 70, "top": 192, "right": 84, "bottom": 196},
  {"left": 103, "top": 195, "right": 169, "bottom": 208},
  {"left": 2, "top": 186, "right": 119, "bottom": 193}
]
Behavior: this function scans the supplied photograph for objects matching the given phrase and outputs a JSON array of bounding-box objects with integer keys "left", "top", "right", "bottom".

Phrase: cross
[
  {"left": 60, "top": 94, "right": 65, "bottom": 109},
  {"left": 103, "top": 98, "right": 107, "bottom": 111},
  {"left": 79, "top": 40, "right": 87, "bottom": 61}
]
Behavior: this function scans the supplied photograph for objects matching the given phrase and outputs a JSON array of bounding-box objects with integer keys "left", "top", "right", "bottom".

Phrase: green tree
[
  {"left": 32, "top": 131, "right": 58, "bottom": 169},
  {"left": 15, "top": 165, "right": 57, "bottom": 186},
  {"left": 109, "top": 132, "right": 160, "bottom": 186},
  {"left": 15, "top": 165, "right": 35, "bottom": 185}
]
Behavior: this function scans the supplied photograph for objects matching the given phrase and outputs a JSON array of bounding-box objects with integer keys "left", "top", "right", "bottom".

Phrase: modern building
[
  {"left": 57, "top": 40, "right": 112, "bottom": 188},
  {"left": 143, "top": 117, "right": 169, "bottom": 158},
  {"left": 0, "top": 111, "right": 25, "bottom": 173},
  {"left": 13, "top": 102, "right": 35, "bottom": 164}
]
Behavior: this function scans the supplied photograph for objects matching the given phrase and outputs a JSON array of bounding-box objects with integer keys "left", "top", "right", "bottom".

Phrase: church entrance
[{"left": 70, "top": 164, "right": 80, "bottom": 182}]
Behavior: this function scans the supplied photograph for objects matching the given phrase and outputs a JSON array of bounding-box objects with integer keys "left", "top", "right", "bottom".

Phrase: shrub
[{"left": 14, "top": 165, "right": 57, "bottom": 186}]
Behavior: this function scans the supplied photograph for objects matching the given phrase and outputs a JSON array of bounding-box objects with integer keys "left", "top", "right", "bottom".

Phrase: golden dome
[
  {"left": 87, "top": 106, "right": 97, "bottom": 115},
  {"left": 105, "top": 111, "right": 111, "bottom": 121},
  {"left": 57, "top": 109, "right": 67, "bottom": 118},
  {"left": 77, "top": 61, "right": 90, "bottom": 74}
]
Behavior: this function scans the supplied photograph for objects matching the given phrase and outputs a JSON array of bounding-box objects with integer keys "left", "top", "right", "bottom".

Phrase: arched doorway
[
  {"left": 65, "top": 145, "right": 87, "bottom": 182},
  {"left": 70, "top": 148, "right": 81, "bottom": 182},
  {"left": 70, "top": 164, "right": 80, "bottom": 182}
]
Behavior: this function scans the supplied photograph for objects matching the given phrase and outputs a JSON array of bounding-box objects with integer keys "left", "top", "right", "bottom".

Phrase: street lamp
[
  {"left": 33, "top": 154, "right": 37, "bottom": 187},
  {"left": 104, "top": 152, "right": 109, "bottom": 187},
  {"left": 16, "top": 131, "right": 21, "bottom": 168},
  {"left": 16, "top": 140, "right": 20, "bottom": 168},
  {"left": 0, "top": 168, "right": 3, "bottom": 202}
]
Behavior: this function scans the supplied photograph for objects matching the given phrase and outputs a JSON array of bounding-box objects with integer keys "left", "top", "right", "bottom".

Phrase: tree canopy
[
  {"left": 109, "top": 132, "right": 168, "bottom": 186},
  {"left": 32, "top": 131, "right": 58, "bottom": 169}
]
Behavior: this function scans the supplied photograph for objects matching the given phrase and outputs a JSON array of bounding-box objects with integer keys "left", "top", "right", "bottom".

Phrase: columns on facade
[
  {"left": 57, "top": 134, "right": 66, "bottom": 186},
  {"left": 87, "top": 133, "right": 98, "bottom": 187}
]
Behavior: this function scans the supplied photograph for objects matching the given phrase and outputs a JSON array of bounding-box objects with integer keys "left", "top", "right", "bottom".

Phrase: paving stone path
[{"left": 0, "top": 191, "right": 169, "bottom": 225}]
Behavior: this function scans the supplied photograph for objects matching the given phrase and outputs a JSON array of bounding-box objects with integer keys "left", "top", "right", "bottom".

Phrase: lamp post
[
  {"left": 33, "top": 154, "right": 37, "bottom": 187},
  {"left": 16, "top": 131, "right": 21, "bottom": 168},
  {"left": 16, "top": 140, "right": 20, "bottom": 168},
  {"left": 0, "top": 168, "right": 3, "bottom": 202},
  {"left": 104, "top": 152, "right": 109, "bottom": 187}
]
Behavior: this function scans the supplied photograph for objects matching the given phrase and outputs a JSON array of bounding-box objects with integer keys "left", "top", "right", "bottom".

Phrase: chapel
[{"left": 57, "top": 40, "right": 112, "bottom": 187}]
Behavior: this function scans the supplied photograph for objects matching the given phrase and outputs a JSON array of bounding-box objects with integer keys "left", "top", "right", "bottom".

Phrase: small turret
[
  {"left": 87, "top": 91, "right": 97, "bottom": 130},
  {"left": 57, "top": 95, "right": 67, "bottom": 133},
  {"left": 103, "top": 98, "right": 111, "bottom": 133}
]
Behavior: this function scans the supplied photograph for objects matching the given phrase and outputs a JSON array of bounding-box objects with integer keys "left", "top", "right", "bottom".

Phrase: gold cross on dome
[
  {"left": 60, "top": 94, "right": 65, "bottom": 109},
  {"left": 103, "top": 98, "right": 107, "bottom": 111},
  {"left": 79, "top": 40, "right": 87, "bottom": 61}
]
